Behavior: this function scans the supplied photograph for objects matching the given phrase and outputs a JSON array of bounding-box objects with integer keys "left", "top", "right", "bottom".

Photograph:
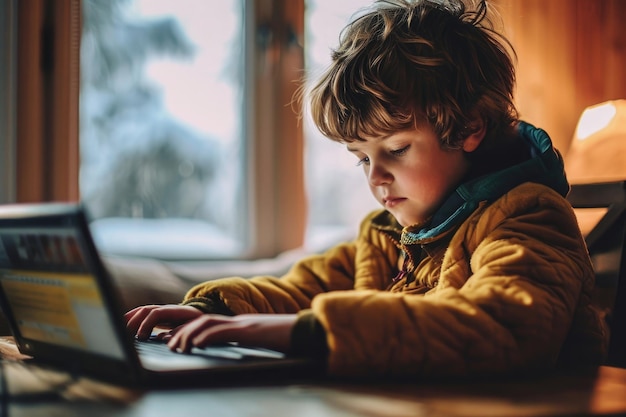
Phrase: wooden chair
[
  {"left": 567, "top": 181, "right": 626, "bottom": 368},
  {"left": 564, "top": 99, "right": 626, "bottom": 368}
]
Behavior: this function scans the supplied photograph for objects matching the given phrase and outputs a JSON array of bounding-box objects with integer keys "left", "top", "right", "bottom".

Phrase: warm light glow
[
  {"left": 575, "top": 102, "right": 617, "bottom": 140},
  {"left": 565, "top": 99, "right": 626, "bottom": 184}
]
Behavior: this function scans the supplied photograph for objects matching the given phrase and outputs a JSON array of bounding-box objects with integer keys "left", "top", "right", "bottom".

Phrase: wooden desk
[{"left": 2, "top": 337, "right": 626, "bottom": 417}]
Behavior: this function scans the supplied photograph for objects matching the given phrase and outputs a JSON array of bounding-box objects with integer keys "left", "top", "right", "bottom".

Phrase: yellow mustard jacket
[{"left": 182, "top": 123, "right": 608, "bottom": 378}]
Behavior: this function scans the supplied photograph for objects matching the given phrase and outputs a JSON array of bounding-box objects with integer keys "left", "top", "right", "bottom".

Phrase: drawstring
[
  {"left": 392, "top": 269, "right": 406, "bottom": 283},
  {"left": 392, "top": 253, "right": 411, "bottom": 283}
]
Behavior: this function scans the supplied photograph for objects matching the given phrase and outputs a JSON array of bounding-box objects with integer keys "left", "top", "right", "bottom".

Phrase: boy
[{"left": 126, "top": 0, "right": 607, "bottom": 377}]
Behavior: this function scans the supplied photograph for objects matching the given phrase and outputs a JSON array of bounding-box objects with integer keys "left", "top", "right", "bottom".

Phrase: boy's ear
[{"left": 462, "top": 117, "right": 486, "bottom": 153}]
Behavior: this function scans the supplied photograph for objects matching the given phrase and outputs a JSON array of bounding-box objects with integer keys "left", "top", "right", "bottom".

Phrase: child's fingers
[
  {"left": 167, "top": 315, "right": 226, "bottom": 352},
  {"left": 125, "top": 305, "right": 159, "bottom": 335},
  {"left": 134, "top": 305, "right": 203, "bottom": 340}
]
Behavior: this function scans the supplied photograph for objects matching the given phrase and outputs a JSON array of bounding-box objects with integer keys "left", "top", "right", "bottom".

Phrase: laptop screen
[{"left": 0, "top": 226, "right": 125, "bottom": 360}]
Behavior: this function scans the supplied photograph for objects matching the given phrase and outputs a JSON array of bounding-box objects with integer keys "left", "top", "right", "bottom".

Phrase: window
[
  {"left": 80, "top": 0, "right": 247, "bottom": 259},
  {"left": 80, "top": 0, "right": 308, "bottom": 260}
]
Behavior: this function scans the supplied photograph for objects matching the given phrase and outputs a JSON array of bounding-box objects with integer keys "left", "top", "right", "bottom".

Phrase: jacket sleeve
[
  {"left": 309, "top": 185, "right": 604, "bottom": 377},
  {"left": 180, "top": 241, "right": 358, "bottom": 315}
]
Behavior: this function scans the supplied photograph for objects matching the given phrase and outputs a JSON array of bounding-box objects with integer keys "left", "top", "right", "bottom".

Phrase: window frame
[
  {"left": 13, "top": 0, "right": 306, "bottom": 260},
  {"left": 246, "top": 0, "right": 306, "bottom": 258},
  {"left": 16, "top": 0, "right": 80, "bottom": 203}
]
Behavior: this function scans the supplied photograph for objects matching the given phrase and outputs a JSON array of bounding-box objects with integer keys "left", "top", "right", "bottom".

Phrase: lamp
[{"left": 564, "top": 99, "right": 626, "bottom": 185}]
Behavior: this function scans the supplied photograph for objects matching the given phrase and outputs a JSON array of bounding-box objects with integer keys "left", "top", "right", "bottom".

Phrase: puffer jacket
[{"left": 182, "top": 122, "right": 608, "bottom": 377}]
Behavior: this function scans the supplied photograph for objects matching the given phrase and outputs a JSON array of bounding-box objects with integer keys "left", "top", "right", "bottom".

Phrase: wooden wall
[{"left": 494, "top": 0, "right": 626, "bottom": 154}]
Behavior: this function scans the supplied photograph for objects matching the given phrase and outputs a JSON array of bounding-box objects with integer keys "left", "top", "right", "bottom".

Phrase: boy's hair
[{"left": 307, "top": 0, "right": 518, "bottom": 155}]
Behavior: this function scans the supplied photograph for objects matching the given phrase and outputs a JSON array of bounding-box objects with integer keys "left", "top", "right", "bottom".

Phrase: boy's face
[{"left": 347, "top": 124, "right": 471, "bottom": 227}]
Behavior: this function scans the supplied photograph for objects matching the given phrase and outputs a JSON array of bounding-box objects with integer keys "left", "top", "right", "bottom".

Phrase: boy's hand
[
  {"left": 124, "top": 304, "right": 204, "bottom": 340},
  {"left": 166, "top": 314, "right": 298, "bottom": 354}
]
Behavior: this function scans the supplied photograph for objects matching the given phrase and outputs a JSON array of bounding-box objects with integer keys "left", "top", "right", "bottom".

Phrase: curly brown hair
[{"left": 305, "top": 0, "right": 518, "bottom": 157}]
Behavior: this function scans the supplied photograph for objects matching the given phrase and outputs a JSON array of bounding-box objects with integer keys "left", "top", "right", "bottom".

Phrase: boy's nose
[{"left": 368, "top": 163, "right": 392, "bottom": 186}]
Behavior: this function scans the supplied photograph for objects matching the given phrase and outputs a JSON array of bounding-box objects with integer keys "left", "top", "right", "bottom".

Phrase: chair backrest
[
  {"left": 563, "top": 99, "right": 626, "bottom": 368},
  {"left": 567, "top": 181, "right": 626, "bottom": 368}
]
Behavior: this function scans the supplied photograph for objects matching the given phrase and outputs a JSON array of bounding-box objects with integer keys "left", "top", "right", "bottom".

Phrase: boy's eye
[
  {"left": 391, "top": 145, "right": 410, "bottom": 156},
  {"left": 356, "top": 156, "right": 370, "bottom": 167}
]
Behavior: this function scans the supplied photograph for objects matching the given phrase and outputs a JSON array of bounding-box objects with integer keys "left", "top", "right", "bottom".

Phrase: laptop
[{"left": 0, "top": 203, "right": 317, "bottom": 387}]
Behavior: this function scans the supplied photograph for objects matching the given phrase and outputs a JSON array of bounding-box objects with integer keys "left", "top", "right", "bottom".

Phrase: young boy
[{"left": 126, "top": 0, "right": 608, "bottom": 377}]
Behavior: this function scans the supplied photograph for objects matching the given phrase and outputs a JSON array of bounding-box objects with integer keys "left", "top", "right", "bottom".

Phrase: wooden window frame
[
  {"left": 246, "top": 0, "right": 306, "bottom": 257},
  {"left": 17, "top": 0, "right": 80, "bottom": 203}
]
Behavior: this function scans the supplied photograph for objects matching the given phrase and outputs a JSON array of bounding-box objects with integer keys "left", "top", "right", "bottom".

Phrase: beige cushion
[{"left": 102, "top": 255, "right": 188, "bottom": 311}]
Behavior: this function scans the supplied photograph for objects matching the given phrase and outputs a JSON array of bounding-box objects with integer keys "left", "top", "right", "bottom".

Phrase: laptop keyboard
[{"left": 135, "top": 339, "right": 285, "bottom": 361}]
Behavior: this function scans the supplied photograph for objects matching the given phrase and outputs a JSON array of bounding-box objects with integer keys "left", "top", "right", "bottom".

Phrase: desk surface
[{"left": 2, "top": 337, "right": 626, "bottom": 417}]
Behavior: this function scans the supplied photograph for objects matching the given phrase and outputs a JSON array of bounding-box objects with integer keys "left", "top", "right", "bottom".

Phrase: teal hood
[{"left": 400, "top": 121, "right": 570, "bottom": 244}]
